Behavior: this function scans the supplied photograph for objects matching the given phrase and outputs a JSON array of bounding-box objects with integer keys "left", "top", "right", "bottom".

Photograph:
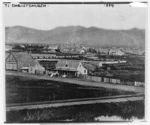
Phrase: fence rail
[{"left": 82, "top": 75, "right": 144, "bottom": 87}]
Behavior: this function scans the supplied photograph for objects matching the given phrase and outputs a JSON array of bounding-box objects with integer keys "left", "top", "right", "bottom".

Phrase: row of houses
[
  {"left": 5, "top": 52, "right": 126, "bottom": 77},
  {"left": 5, "top": 52, "right": 96, "bottom": 76},
  {"left": 5, "top": 52, "right": 144, "bottom": 87},
  {"left": 98, "top": 48, "right": 125, "bottom": 56}
]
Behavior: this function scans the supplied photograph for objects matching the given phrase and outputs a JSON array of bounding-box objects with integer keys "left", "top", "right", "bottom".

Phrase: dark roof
[
  {"left": 57, "top": 60, "right": 80, "bottom": 68},
  {"left": 56, "top": 60, "right": 80, "bottom": 71},
  {"left": 12, "top": 52, "right": 36, "bottom": 67}
]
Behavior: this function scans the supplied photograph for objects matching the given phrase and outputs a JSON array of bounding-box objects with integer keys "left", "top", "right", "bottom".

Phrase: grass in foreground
[
  {"left": 6, "top": 75, "right": 135, "bottom": 104},
  {"left": 6, "top": 100, "right": 144, "bottom": 123}
]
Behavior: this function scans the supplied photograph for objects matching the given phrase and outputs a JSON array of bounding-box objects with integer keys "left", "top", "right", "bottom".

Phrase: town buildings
[
  {"left": 55, "top": 60, "right": 97, "bottom": 77},
  {"left": 109, "top": 49, "right": 125, "bottom": 56}
]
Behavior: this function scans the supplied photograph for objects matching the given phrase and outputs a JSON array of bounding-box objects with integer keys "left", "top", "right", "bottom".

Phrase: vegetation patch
[
  {"left": 6, "top": 75, "right": 135, "bottom": 104},
  {"left": 6, "top": 100, "right": 144, "bottom": 123}
]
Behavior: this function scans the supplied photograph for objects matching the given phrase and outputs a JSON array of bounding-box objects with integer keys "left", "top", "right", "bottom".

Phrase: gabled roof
[
  {"left": 56, "top": 60, "right": 80, "bottom": 71},
  {"left": 5, "top": 52, "right": 10, "bottom": 59},
  {"left": 13, "top": 52, "right": 35, "bottom": 67},
  {"left": 11, "top": 52, "right": 36, "bottom": 67}
]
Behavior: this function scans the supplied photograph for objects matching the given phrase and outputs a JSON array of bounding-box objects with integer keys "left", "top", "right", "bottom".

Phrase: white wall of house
[
  {"left": 6, "top": 54, "right": 18, "bottom": 71},
  {"left": 80, "top": 50, "right": 85, "bottom": 54},
  {"left": 115, "top": 50, "right": 124, "bottom": 56},
  {"left": 77, "top": 62, "right": 87, "bottom": 75},
  {"left": 29, "top": 66, "right": 35, "bottom": 74},
  {"left": 29, "top": 63, "right": 45, "bottom": 74},
  {"left": 34, "top": 63, "right": 45, "bottom": 71},
  {"left": 109, "top": 50, "right": 125, "bottom": 56}
]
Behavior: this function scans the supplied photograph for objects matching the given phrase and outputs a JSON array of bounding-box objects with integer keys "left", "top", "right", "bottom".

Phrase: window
[
  {"left": 66, "top": 64, "right": 68, "bottom": 67},
  {"left": 84, "top": 70, "right": 86, "bottom": 73}
]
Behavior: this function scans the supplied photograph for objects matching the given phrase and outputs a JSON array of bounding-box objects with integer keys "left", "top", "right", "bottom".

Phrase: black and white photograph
[{"left": 3, "top": 1, "right": 147, "bottom": 123}]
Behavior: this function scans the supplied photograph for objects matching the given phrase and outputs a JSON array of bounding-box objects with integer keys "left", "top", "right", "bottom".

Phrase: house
[
  {"left": 28, "top": 61, "right": 45, "bottom": 74},
  {"left": 48, "top": 45, "right": 58, "bottom": 50},
  {"left": 109, "top": 49, "right": 125, "bottom": 56},
  {"left": 80, "top": 49, "right": 86, "bottom": 54},
  {"left": 5, "top": 52, "right": 45, "bottom": 74},
  {"left": 6, "top": 52, "right": 35, "bottom": 71},
  {"left": 80, "top": 47, "right": 87, "bottom": 54},
  {"left": 56, "top": 60, "right": 79, "bottom": 77},
  {"left": 56, "top": 60, "right": 97, "bottom": 77},
  {"left": 77, "top": 62, "right": 88, "bottom": 76}
]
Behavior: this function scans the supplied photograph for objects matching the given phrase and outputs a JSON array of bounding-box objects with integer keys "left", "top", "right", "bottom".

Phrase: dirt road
[
  {"left": 6, "top": 94, "right": 144, "bottom": 111},
  {"left": 6, "top": 71, "right": 144, "bottom": 93}
]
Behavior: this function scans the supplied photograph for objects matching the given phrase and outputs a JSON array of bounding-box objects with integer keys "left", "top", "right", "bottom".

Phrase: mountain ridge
[{"left": 5, "top": 26, "right": 145, "bottom": 49}]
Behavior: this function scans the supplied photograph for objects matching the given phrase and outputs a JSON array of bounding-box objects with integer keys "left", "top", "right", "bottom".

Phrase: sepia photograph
[{"left": 3, "top": 1, "right": 147, "bottom": 123}]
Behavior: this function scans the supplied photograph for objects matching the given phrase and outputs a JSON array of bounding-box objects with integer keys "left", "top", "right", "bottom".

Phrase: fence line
[{"left": 82, "top": 75, "right": 144, "bottom": 87}]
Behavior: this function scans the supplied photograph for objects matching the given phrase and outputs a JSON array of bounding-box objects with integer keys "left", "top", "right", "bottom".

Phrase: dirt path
[
  {"left": 6, "top": 71, "right": 144, "bottom": 93},
  {"left": 6, "top": 95, "right": 144, "bottom": 111}
]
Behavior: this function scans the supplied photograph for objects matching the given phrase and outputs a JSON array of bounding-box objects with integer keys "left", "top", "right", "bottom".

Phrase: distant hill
[{"left": 5, "top": 26, "right": 145, "bottom": 49}]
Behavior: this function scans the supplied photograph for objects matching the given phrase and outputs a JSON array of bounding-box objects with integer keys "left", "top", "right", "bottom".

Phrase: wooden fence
[{"left": 82, "top": 75, "right": 144, "bottom": 87}]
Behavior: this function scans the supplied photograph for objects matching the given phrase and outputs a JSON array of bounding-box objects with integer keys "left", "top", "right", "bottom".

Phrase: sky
[{"left": 3, "top": 3, "right": 147, "bottom": 30}]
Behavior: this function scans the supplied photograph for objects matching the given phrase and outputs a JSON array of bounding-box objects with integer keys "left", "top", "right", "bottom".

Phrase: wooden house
[
  {"left": 56, "top": 60, "right": 79, "bottom": 77},
  {"left": 5, "top": 52, "right": 45, "bottom": 74},
  {"left": 28, "top": 62, "right": 45, "bottom": 74},
  {"left": 55, "top": 60, "right": 97, "bottom": 77},
  {"left": 6, "top": 52, "right": 35, "bottom": 71}
]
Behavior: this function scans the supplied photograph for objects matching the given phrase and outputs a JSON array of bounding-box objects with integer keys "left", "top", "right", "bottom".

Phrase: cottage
[
  {"left": 77, "top": 62, "right": 88, "bottom": 76},
  {"left": 5, "top": 52, "right": 45, "bottom": 74},
  {"left": 6, "top": 52, "right": 35, "bottom": 71},
  {"left": 56, "top": 60, "right": 79, "bottom": 77},
  {"left": 109, "top": 49, "right": 125, "bottom": 56},
  {"left": 55, "top": 60, "right": 97, "bottom": 77},
  {"left": 80, "top": 49, "right": 86, "bottom": 54},
  {"left": 29, "top": 61, "right": 45, "bottom": 74}
]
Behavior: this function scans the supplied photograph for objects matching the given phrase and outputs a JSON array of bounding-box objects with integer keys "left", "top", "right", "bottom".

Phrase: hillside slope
[{"left": 5, "top": 26, "right": 145, "bottom": 49}]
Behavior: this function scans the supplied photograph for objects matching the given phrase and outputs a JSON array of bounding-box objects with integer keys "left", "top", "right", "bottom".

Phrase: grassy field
[
  {"left": 6, "top": 100, "right": 144, "bottom": 122},
  {"left": 6, "top": 75, "right": 135, "bottom": 104},
  {"left": 93, "top": 55, "right": 145, "bottom": 82}
]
